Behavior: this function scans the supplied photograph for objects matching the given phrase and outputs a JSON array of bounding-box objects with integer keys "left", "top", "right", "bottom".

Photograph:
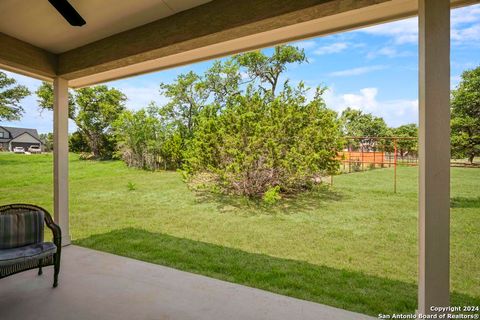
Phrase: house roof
[{"left": 0, "top": 126, "right": 41, "bottom": 141}]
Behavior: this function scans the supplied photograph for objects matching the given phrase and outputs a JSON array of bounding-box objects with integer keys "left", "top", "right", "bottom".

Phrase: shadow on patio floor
[{"left": 75, "top": 228, "right": 480, "bottom": 317}]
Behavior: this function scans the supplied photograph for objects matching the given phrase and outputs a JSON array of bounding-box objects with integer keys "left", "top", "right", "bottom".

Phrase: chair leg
[
  {"left": 53, "top": 254, "right": 60, "bottom": 288},
  {"left": 53, "top": 271, "right": 58, "bottom": 287},
  {"left": 38, "top": 258, "right": 43, "bottom": 275}
]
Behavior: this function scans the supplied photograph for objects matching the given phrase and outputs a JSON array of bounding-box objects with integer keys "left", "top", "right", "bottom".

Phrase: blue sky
[{"left": 1, "top": 4, "right": 479, "bottom": 133}]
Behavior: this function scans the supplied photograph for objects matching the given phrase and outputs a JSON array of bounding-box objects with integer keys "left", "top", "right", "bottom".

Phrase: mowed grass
[{"left": 0, "top": 153, "right": 479, "bottom": 316}]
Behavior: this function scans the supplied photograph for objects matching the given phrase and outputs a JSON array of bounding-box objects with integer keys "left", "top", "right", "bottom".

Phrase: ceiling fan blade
[{"left": 48, "top": 0, "right": 86, "bottom": 26}]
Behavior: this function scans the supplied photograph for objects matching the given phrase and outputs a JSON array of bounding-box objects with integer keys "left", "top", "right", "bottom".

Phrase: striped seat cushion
[{"left": 0, "top": 210, "right": 44, "bottom": 249}]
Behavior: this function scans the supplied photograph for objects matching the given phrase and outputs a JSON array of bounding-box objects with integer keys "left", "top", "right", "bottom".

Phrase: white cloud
[
  {"left": 328, "top": 65, "right": 386, "bottom": 77},
  {"left": 358, "top": 4, "right": 480, "bottom": 46},
  {"left": 240, "top": 71, "right": 250, "bottom": 80},
  {"left": 291, "top": 40, "right": 317, "bottom": 50},
  {"left": 323, "top": 87, "right": 418, "bottom": 127},
  {"left": 314, "top": 42, "right": 348, "bottom": 55},
  {"left": 452, "top": 24, "right": 480, "bottom": 43},
  {"left": 359, "top": 18, "right": 418, "bottom": 45},
  {"left": 367, "top": 46, "right": 413, "bottom": 59},
  {"left": 117, "top": 86, "right": 163, "bottom": 110},
  {"left": 451, "top": 6, "right": 480, "bottom": 26}
]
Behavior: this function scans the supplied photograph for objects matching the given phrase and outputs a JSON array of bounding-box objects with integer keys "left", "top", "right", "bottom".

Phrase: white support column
[
  {"left": 53, "top": 77, "right": 71, "bottom": 246},
  {"left": 418, "top": 0, "right": 450, "bottom": 314}
]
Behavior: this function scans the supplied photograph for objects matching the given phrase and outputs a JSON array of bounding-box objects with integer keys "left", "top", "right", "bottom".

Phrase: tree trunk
[{"left": 468, "top": 153, "right": 475, "bottom": 164}]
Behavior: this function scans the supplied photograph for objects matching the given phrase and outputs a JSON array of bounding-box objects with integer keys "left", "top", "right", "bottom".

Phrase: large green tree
[
  {"left": 36, "top": 82, "right": 76, "bottom": 119},
  {"left": 36, "top": 83, "right": 126, "bottom": 159},
  {"left": 340, "top": 107, "right": 390, "bottom": 137},
  {"left": 340, "top": 107, "right": 391, "bottom": 151},
  {"left": 0, "top": 71, "right": 31, "bottom": 121},
  {"left": 159, "top": 71, "right": 209, "bottom": 138},
  {"left": 392, "top": 124, "right": 417, "bottom": 159},
  {"left": 234, "top": 45, "right": 306, "bottom": 96},
  {"left": 451, "top": 66, "right": 480, "bottom": 163}
]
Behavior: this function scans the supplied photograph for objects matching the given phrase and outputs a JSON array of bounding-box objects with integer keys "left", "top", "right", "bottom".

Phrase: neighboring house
[{"left": 0, "top": 126, "right": 43, "bottom": 151}]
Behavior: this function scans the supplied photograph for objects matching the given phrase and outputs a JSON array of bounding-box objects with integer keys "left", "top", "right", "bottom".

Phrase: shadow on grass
[
  {"left": 193, "top": 186, "right": 345, "bottom": 215},
  {"left": 74, "top": 228, "right": 479, "bottom": 317},
  {"left": 451, "top": 196, "right": 480, "bottom": 208}
]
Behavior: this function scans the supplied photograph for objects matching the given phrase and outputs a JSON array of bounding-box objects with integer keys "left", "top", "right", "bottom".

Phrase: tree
[
  {"left": 114, "top": 104, "right": 182, "bottom": 170},
  {"left": 39, "top": 133, "right": 54, "bottom": 152},
  {"left": 340, "top": 107, "right": 391, "bottom": 151},
  {"left": 36, "top": 83, "right": 126, "bottom": 159},
  {"left": 0, "top": 71, "right": 31, "bottom": 121},
  {"left": 36, "top": 82, "right": 76, "bottom": 119},
  {"left": 69, "top": 131, "right": 90, "bottom": 153},
  {"left": 204, "top": 60, "right": 242, "bottom": 105},
  {"left": 451, "top": 66, "right": 480, "bottom": 163},
  {"left": 392, "top": 124, "right": 417, "bottom": 159},
  {"left": 234, "top": 45, "right": 306, "bottom": 97},
  {"left": 75, "top": 86, "right": 126, "bottom": 159},
  {"left": 340, "top": 107, "right": 390, "bottom": 138},
  {"left": 159, "top": 71, "right": 209, "bottom": 138}
]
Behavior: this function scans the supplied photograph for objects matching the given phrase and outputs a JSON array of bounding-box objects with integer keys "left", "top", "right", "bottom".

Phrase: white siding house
[{"left": 0, "top": 126, "right": 42, "bottom": 151}]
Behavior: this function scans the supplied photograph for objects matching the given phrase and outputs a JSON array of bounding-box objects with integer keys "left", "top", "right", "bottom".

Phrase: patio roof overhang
[
  {"left": 1, "top": 0, "right": 478, "bottom": 316},
  {"left": 0, "top": 0, "right": 477, "bottom": 87}
]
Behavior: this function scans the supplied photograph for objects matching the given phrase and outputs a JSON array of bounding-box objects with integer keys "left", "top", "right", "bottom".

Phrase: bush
[
  {"left": 262, "top": 186, "right": 281, "bottom": 205},
  {"left": 114, "top": 106, "right": 183, "bottom": 171},
  {"left": 185, "top": 85, "right": 342, "bottom": 198}
]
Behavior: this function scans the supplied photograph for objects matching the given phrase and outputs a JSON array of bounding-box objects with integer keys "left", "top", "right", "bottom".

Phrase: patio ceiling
[
  {"left": 0, "top": 0, "right": 213, "bottom": 53},
  {"left": 0, "top": 0, "right": 477, "bottom": 87}
]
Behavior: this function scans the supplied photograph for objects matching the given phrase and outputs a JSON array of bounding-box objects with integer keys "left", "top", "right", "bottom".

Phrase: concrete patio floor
[{"left": 0, "top": 245, "right": 374, "bottom": 320}]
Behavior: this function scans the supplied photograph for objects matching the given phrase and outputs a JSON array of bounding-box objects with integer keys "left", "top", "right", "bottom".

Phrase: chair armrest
[{"left": 44, "top": 211, "right": 62, "bottom": 249}]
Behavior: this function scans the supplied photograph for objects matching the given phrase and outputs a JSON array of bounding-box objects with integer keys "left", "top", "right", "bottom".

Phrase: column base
[{"left": 61, "top": 235, "right": 72, "bottom": 246}]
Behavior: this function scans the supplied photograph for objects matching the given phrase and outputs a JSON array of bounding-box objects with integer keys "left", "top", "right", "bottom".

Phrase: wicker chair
[{"left": 0, "top": 204, "right": 61, "bottom": 287}]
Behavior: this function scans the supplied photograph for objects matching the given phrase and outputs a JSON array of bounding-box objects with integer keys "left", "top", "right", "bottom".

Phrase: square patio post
[
  {"left": 418, "top": 0, "right": 450, "bottom": 314},
  {"left": 53, "top": 77, "right": 71, "bottom": 246}
]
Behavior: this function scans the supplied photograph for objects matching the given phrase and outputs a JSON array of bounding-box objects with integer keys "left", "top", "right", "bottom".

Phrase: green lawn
[{"left": 0, "top": 153, "right": 479, "bottom": 316}]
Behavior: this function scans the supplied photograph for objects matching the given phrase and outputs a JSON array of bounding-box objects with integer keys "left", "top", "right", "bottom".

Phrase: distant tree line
[
  {"left": 340, "top": 107, "right": 418, "bottom": 158},
  {"left": 1, "top": 50, "right": 478, "bottom": 200},
  {"left": 114, "top": 46, "right": 343, "bottom": 198}
]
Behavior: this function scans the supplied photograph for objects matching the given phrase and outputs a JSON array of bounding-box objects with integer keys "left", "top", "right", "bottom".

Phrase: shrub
[
  {"left": 127, "top": 181, "right": 136, "bottom": 191},
  {"left": 185, "top": 84, "right": 342, "bottom": 198},
  {"left": 262, "top": 186, "right": 282, "bottom": 205}
]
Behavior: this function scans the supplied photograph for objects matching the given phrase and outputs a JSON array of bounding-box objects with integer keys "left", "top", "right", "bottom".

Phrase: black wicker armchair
[{"left": 0, "top": 204, "right": 61, "bottom": 287}]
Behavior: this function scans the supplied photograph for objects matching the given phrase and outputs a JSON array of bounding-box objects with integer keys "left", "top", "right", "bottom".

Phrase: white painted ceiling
[{"left": 0, "top": 0, "right": 212, "bottom": 53}]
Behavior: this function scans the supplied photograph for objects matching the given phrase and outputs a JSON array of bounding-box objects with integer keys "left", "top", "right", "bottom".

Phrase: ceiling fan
[{"left": 48, "top": 0, "right": 86, "bottom": 26}]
